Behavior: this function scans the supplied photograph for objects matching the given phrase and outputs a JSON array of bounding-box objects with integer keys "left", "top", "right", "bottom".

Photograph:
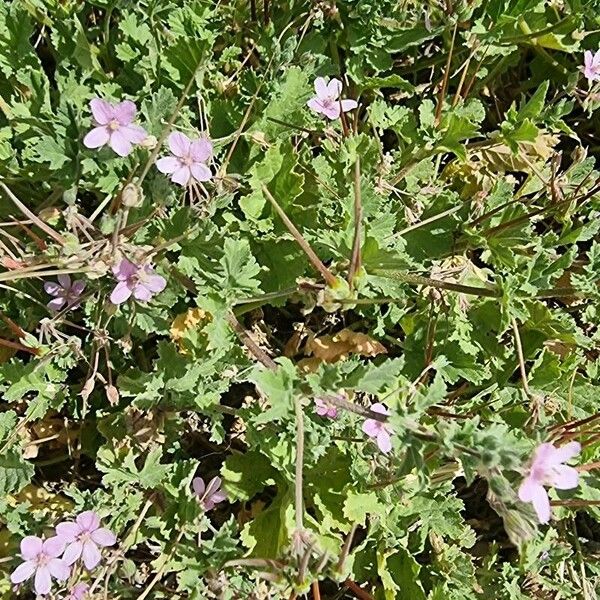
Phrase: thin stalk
[
  {"left": 0, "top": 182, "right": 66, "bottom": 246},
  {"left": 512, "top": 317, "right": 532, "bottom": 398},
  {"left": 294, "top": 395, "right": 305, "bottom": 533},
  {"left": 261, "top": 185, "right": 336, "bottom": 286},
  {"left": 348, "top": 158, "right": 363, "bottom": 286}
]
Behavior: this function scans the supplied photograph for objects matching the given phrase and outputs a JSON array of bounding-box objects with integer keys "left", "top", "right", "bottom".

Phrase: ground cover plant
[{"left": 2, "top": 0, "right": 600, "bottom": 598}]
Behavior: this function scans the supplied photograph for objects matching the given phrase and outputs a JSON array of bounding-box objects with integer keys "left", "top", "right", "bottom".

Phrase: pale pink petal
[
  {"left": 551, "top": 465, "right": 579, "bottom": 490},
  {"left": 518, "top": 477, "right": 539, "bottom": 502},
  {"left": 371, "top": 403, "right": 389, "bottom": 416},
  {"left": 362, "top": 419, "right": 381, "bottom": 438},
  {"left": 90, "top": 528, "right": 116, "bottom": 547},
  {"left": 77, "top": 511, "right": 101, "bottom": 532},
  {"left": 121, "top": 124, "right": 148, "bottom": 145},
  {"left": 204, "top": 476, "right": 222, "bottom": 498},
  {"left": 377, "top": 430, "right": 392, "bottom": 454},
  {"left": 110, "top": 281, "right": 133, "bottom": 304},
  {"left": 48, "top": 296, "right": 66, "bottom": 311},
  {"left": 210, "top": 489, "right": 227, "bottom": 503},
  {"left": 44, "top": 281, "right": 62, "bottom": 296},
  {"left": 326, "top": 78, "right": 342, "bottom": 99},
  {"left": 192, "top": 477, "right": 206, "bottom": 496},
  {"left": 190, "top": 139, "right": 213, "bottom": 162},
  {"left": 322, "top": 103, "right": 341, "bottom": 120},
  {"left": 531, "top": 443, "right": 555, "bottom": 468},
  {"left": 133, "top": 283, "right": 153, "bottom": 301},
  {"left": 327, "top": 407, "right": 338, "bottom": 419},
  {"left": 113, "top": 100, "right": 137, "bottom": 125},
  {"left": 62, "top": 541, "right": 83, "bottom": 566},
  {"left": 190, "top": 162, "right": 212, "bottom": 182},
  {"left": 90, "top": 99, "right": 115, "bottom": 125},
  {"left": 82, "top": 541, "right": 102, "bottom": 570},
  {"left": 171, "top": 166, "right": 191, "bottom": 186},
  {"left": 83, "top": 126, "right": 110, "bottom": 149},
  {"left": 340, "top": 99, "right": 358, "bottom": 113},
  {"left": 34, "top": 565, "right": 52, "bottom": 596},
  {"left": 307, "top": 98, "right": 326, "bottom": 115},
  {"left": 552, "top": 441, "right": 581, "bottom": 464},
  {"left": 314, "top": 399, "right": 328, "bottom": 416},
  {"left": 112, "top": 258, "right": 138, "bottom": 280},
  {"left": 71, "top": 280, "right": 86, "bottom": 295},
  {"left": 156, "top": 156, "right": 181, "bottom": 174},
  {"left": 143, "top": 273, "right": 166, "bottom": 293},
  {"left": 530, "top": 485, "right": 551, "bottom": 524},
  {"left": 56, "top": 522, "right": 80, "bottom": 542},
  {"left": 168, "top": 132, "right": 191, "bottom": 157},
  {"left": 10, "top": 560, "right": 36, "bottom": 583},
  {"left": 20, "top": 536, "right": 43, "bottom": 560},
  {"left": 109, "top": 129, "right": 133, "bottom": 157},
  {"left": 314, "top": 77, "right": 329, "bottom": 98},
  {"left": 57, "top": 274, "right": 71, "bottom": 288},
  {"left": 47, "top": 558, "right": 70, "bottom": 580},
  {"left": 43, "top": 536, "right": 67, "bottom": 558}
]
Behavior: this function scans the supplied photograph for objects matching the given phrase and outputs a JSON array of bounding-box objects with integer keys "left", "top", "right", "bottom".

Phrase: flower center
[
  {"left": 181, "top": 155, "right": 194, "bottom": 167},
  {"left": 36, "top": 552, "right": 50, "bottom": 567},
  {"left": 108, "top": 120, "right": 120, "bottom": 131}
]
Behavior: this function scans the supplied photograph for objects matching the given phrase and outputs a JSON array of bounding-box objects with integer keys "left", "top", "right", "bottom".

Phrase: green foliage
[{"left": 1, "top": 0, "right": 600, "bottom": 598}]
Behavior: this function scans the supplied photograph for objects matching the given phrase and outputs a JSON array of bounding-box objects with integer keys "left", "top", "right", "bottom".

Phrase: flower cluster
[
  {"left": 11, "top": 511, "right": 116, "bottom": 597},
  {"left": 83, "top": 99, "right": 214, "bottom": 186}
]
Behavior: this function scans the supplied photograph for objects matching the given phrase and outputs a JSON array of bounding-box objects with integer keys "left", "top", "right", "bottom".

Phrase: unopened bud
[
  {"left": 139, "top": 135, "right": 158, "bottom": 150},
  {"left": 106, "top": 384, "right": 120, "bottom": 405},
  {"left": 122, "top": 183, "right": 142, "bottom": 208}
]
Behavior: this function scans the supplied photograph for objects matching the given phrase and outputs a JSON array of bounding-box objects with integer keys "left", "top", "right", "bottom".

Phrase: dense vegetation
[{"left": 2, "top": 0, "right": 600, "bottom": 598}]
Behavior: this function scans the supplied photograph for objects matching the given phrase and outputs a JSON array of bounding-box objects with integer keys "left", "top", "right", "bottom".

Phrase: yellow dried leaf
[
  {"left": 306, "top": 329, "right": 386, "bottom": 363},
  {"left": 170, "top": 307, "right": 211, "bottom": 353}
]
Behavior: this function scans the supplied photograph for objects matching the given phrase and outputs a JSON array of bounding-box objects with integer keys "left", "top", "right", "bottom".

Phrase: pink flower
[
  {"left": 362, "top": 403, "right": 393, "bottom": 454},
  {"left": 83, "top": 98, "right": 147, "bottom": 157},
  {"left": 62, "top": 582, "right": 89, "bottom": 600},
  {"left": 44, "top": 275, "right": 85, "bottom": 312},
  {"left": 518, "top": 441, "right": 581, "bottom": 524},
  {"left": 56, "top": 511, "right": 116, "bottom": 571},
  {"left": 156, "top": 132, "right": 212, "bottom": 186},
  {"left": 307, "top": 77, "right": 358, "bottom": 120},
  {"left": 110, "top": 258, "right": 166, "bottom": 304},
  {"left": 10, "top": 535, "right": 70, "bottom": 596},
  {"left": 583, "top": 50, "right": 600, "bottom": 85},
  {"left": 314, "top": 397, "right": 338, "bottom": 419},
  {"left": 192, "top": 476, "right": 227, "bottom": 511}
]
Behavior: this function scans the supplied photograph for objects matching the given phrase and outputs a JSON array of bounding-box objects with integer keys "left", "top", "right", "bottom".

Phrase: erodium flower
[
  {"left": 314, "top": 397, "right": 338, "bottom": 419},
  {"left": 518, "top": 441, "right": 581, "bottom": 524},
  {"left": 362, "top": 403, "right": 394, "bottom": 454},
  {"left": 44, "top": 275, "right": 85, "bottom": 312},
  {"left": 307, "top": 77, "right": 358, "bottom": 120},
  {"left": 110, "top": 258, "right": 166, "bottom": 304},
  {"left": 583, "top": 50, "right": 600, "bottom": 85},
  {"left": 56, "top": 511, "right": 116, "bottom": 571},
  {"left": 10, "top": 536, "right": 70, "bottom": 596},
  {"left": 156, "top": 132, "right": 213, "bottom": 186},
  {"left": 193, "top": 476, "right": 227, "bottom": 511},
  {"left": 83, "top": 98, "right": 147, "bottom": 157}
]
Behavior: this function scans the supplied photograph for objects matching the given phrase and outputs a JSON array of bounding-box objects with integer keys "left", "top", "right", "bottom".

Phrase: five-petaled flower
[
  {"left": 56, "top": 511, "right": 116, "bottom": 571},
  {"left": 156, "top": 132, "right": 213, "bottom": 186},
  {"left": 44, "top": 275, "right": 86, "bottom": 312},
  {"left": 110, "top": 258, "right": 166, "bottom": 305},
  {"left": 314, "top": 397, "right": 338, "bottom": 419},
  {"left": 307, "top": 77, "right": 358, "bottom": 120},
  {"left": 192, "top": 476, "right": 227, "bottom": 511},
  {"left": 83, "top": 99, "right": 148, "bottom": 157},
  {"left": 362, "top": 403, "right": 394, "bottom": 454},
  {"left": 518, "top": 441, "right": 581, "bottom": 524},
  {"left": 583, "top": 50, "right": 600, "bottom": 86},
  {"left": 10, "top": 535, "right": 70, "bottom": 596}
]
